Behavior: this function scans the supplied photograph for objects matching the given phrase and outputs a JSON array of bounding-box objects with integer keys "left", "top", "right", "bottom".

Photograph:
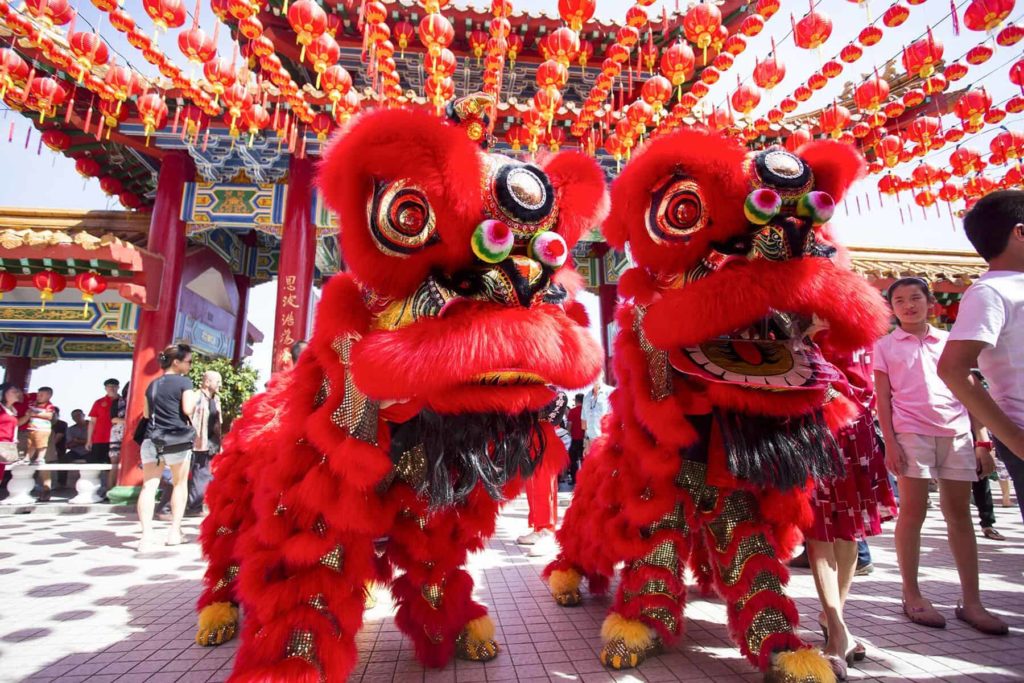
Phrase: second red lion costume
[
  {"left": 193, "top": 98, "right": 608, "bottom": 682},
  {"left": 545, "top": 130, "right": 889, "bottom": 682}
]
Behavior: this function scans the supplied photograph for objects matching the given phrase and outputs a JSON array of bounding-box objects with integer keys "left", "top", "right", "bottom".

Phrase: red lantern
[
  {"left": 28, "top": 76, "right": 67, "bottom": 123},
  {"left": 779, "top": 97, "right": 799, "bottom": 113},
  {"left": 950, "top": 147, "right": 985, "bottom": 176},
  {"left": 731, "top": 83, "right": 762, "bottom": 115},
  {"left": 991, "top": 129, "right": 1024, "bottom": 159},
  {"left": 548, "top": 27, "right": 581, "bottom": 67},
  {"left": 41, "top": 129, "right": 70, "bottom": 152},
  {"left": 793, "top": 85, "right": 813, "bottom": 102},
  {"left": 855, "top": 72, "right": 890, "bottom": 112},
  {"left": 68, "top": 32, "right": 110, "bottom": 83},
  {"left": 883, "top": 3, "right": 910, "bottom": 27},
  {"left": 713, "top": 52, "right": 734, "bottom": 72},
  {"left": 683, "top": 3, "right": 722, "bottom": 62},
  {"left": 74, "top": 272, "right": 106, "bottom": 315},
  {"left": 945, "top": 62, "right": 969, "bottom": 82},
  {"left": 306, "top": 33, "right": 339, "bottom": 88},
  {"left": 807, "top": 72, "right": 828, "bottom": 91},
  {"left": 884, "top": 100, "right": 906, "bottom": 118},
  {"left": 119, "top": 192, "right": 143, "bottom": 210},
  {"left": 142, "top": 0, "right": 186, "bottom": 33},
  {"left": 794, "top": 8, "right": 833, "bottom": 50},
  {"left": 945, "top": 127, "right": 967, "bottom": 143},
  {"left": 902, "top": 31, "right": 943, "bottom": 78},
  {"left": 954, "top": 88, "right": 993, "bottom": 127},
  {"left": 963, "top": 0, "right": 1014, "bottom": 32},
  {"left": 506, "top": 34, "right": 524, "bottom": 66},
  {"left": 938, "top": 181, "right": 962, "bottom": 203},
  {"left": 784, "top": 128, "right": 813, "bottom": 153},
  {"left": 757, "top": 0, "right": 780, "bottom": 19},
  {"left": 902, "top": 88, "right": 926, "bottom": 108},
  {"left": 137, "top": 92, "right": 168, "bottom": 141},
  {"left": 707, "top": 106, "right": 734, "bottom": 133},
  {"left": 878, "top": 174, "right": 903, "bottom": 196},
  {"left": 32, "top": 270, "right": 66, "bottom": 308},
  {"left": 558, "top": 0, "right": 596, "bottom": 32},
  {"left": 819, "top": 102, "right": 851, "bottom": 138},
  {"left": 419, "top": 14, "right": 454, "bottom": 57},
  {"left": 74, "top": 156, "right": 101, "bottom": 178},
  {"left": 876, "top": 135, "right": 904, "bottom": 167},
  {"left": 966, "top": 44, "right": 994, "bottom": 65},
  {"left": 753, "top": 55, "right": 785, "bottom": 90},
  {"left": 241, "top": 103, "right": 270, "bottom": 145},
  {"left": 287, "top": 0, "right": 328, "bottom": 61},
  {"left": 985, "top": 107, "right": 1007, "bottom": 124},
  {"left": 0, "top": 48, "right": 28, "bottom": 99},
  {"left": 0, "top": 272, "right": 15, "bottom": 300},
  {"left": 641, "top": 75, "right": 672, "bottom": 116},
  {"left": 859, "top": 25, "right": 883, "bottom": 46},
  {"left": 178, "top": 26, "right": 217, "bottom": 65},
  {"left": 906, "top": 116, "right": 941, "bottom": 147},
  {"left": 660, "top": 41, "right": 695, "bottom": 98},
  {"left": 997, "top": 23, "right": 1024, "bottom": 46},
  {"left": 700, "top": 67, "right": 721, "bottom": 85},
  {"left": 1011, "top": 58, "right": 1024, "bottom": 92},
  {"left": 741, "top": 14, "right": 766, "bottom": 37},
  {"left": 203, "top": 58, "right": 235, "bottom": 105},
  {"left": 723, "top": 34, "right": 748, "bottom": 56},
  {"left": 393, "top": 21, "right": 415, "bottom": 55},
  {"left": 840, "top": 42, "right": 863, "bottom": 63},
  {"left": 24, "top": 0, "right": 72, "bottom": 26}
]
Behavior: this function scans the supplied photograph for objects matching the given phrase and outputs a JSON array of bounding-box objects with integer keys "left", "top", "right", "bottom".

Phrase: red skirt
[{"left": 807, "top": 410, "right": 897, "bottom": 543}]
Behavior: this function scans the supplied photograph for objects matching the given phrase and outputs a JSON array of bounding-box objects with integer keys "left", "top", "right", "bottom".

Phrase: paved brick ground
[{"left": 1, "top": 491, "right": 1022, "bottom": 683}]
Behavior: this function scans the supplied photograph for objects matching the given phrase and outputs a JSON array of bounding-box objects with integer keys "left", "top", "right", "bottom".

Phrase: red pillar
[
  {"left": 2, "top": 356, "right": 32, "bottom": 390},
  {"left": 594, "top": 245, "right": 618, "bottom": 383},
  {"left": 232, "top": 274, "right": 251, "bottom": 365},
  {"left": 115, "top": 152, "right": 193, "bottom": 493},
  {"left": 272, "top": 156, "right": 317, "bottom": 373}
]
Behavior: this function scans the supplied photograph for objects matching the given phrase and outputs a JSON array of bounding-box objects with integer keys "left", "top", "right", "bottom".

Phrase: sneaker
[
  {"left": 527, "top": 529, "right": 556, "bottom": 557},
  {"left": 516, "top": 530, "right": 542, "bottom": 545},
  {"left": 855, "top": 561, "right": 874, "bottom": 576}
]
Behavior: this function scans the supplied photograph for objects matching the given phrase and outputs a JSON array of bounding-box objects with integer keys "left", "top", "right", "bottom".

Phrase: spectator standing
[
  {"left": 65, "top": 409, "right": 90, "bottom": 462},
  {"left": 940, "top": 190, "right": 1024, "bottom": 526},
  {"left": 50, "top": 408, "right": 68, "bottom": 490},
  {"left": 876, "top": 277, "right": 1006, "bottom": 635},
  {"left": 187, "top": 370, "right": 222, "bottom": 516},
  {"left": 518, "top": 390, "right": 568, "bottom": 557},
  {"left": 566, "top": 393, "right": 585, "bottom": 487},
  {"left": 136, "top": 344, "right": 196, "bottom": 550},
  {"left": 105, "top": 383, "right": 128, "bottom": 493},
  {"left": 581, "top": 370, "right": 612, "bottom": 443},
  {"left": 86, "top": 379, "right": 120, "bottom": 468},
  {"left": 24, "top": 387, "right": 56, "bottom": 501},
  {"left": 0, "top": 383, "right": 27, "bottom": 485}
]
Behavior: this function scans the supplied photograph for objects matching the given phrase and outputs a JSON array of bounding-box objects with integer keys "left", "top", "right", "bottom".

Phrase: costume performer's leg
[
  {"left": 525, "top": 468, "right": 558, "bottom": 531},
  {"left": 386, "top": 486, "right": 502, "bottom": 668},
  {"left": 699, "top": 478, "right": 834, "bottom": 682},
  {"left": 196, "top": 444, "right": 249, "bottom": 646}
]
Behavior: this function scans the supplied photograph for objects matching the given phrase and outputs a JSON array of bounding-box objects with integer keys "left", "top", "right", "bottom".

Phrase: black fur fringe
[
  {"left": 388, "top": 410, "right": 546, "bottom": 509},
  {"left": 715, "top": 408, "right": 844, "bottom": 491}
]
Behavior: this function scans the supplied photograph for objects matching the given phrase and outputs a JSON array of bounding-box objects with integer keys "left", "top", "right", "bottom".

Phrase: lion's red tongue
[{"left": 669, "top": 339, "right": 842, "bottom": 390}]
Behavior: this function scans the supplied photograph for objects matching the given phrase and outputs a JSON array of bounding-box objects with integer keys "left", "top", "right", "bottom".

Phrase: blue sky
[{"left": 4, "top": 0, "right": 1018, "bottom": 408}]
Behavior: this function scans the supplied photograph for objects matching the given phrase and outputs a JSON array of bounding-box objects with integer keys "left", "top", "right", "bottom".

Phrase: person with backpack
[{"left": 136, "top": 344, "right": 197, "bottom": 550}]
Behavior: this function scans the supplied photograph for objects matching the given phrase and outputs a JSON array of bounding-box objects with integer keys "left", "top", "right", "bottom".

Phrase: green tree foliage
[{"left": 188, "top": 355, "right": 259, "bottom": 428}]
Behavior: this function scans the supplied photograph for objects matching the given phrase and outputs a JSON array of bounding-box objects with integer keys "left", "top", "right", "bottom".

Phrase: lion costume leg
[
  {"left": 700, "top": 486, "right": 835, "bottom": 683},
  {"left": 386, "top": 489, "right": 501, "bottom": 668}
]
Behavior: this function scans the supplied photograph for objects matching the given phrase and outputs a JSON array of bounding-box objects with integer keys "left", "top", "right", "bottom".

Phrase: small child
[{"left": 24, "top": 387, "right": 54, "bottom": 466}]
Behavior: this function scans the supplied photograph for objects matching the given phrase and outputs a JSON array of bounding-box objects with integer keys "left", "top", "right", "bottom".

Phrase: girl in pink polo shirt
[{"left": 875, "top": 277, "right": 1007, "bottom": 635}]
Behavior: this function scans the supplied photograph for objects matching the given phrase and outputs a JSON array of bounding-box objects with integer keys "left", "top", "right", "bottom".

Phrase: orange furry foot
[
  {"left": 455, "top": 616, "right": 500, "bottom": 662},
  {"left": 196, "top": 602, "right": 239, "bottom": 647},
  {"left": 598, "top": 613, "right": 660, "bottom": 670},
  {"left": 765, "top": 648, "right": 837, "bottom": 683},
  {"left": 548, "top": 568, "right": 582, "bottom": 607}
]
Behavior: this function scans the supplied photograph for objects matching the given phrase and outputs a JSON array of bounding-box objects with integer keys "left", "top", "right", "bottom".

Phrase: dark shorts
[{"left": 87, "top": 443, "right": 111, "bottom": 464}]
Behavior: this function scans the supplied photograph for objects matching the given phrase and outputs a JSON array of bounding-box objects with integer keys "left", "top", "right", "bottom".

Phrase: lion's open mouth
[
  {"left": 669, "top": 310, "right": 841, "bottom": 391},
  {"left": 471, "top": 370, "right": 548, "bottom": 386}
]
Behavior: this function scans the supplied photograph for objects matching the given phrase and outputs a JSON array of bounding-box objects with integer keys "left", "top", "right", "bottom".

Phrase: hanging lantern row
[
  {"left": 481, "top": 0, "right": 513, "bottom": 113},
  {"left": 0, "top": 269, "right": 108, "bottom": 311}
]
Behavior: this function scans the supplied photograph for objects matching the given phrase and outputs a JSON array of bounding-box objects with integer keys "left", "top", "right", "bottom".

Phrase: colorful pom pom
[
  {"left": 795, "top": 191, "right": 835, "bottom": 225},
  {"left": 471, "top": 220, "right": 514, "bottom": 263},
  {"left": 744, "top": 188, "right": 782, "bottom": 225},
  {"left": 529, "top": 231, "right": 568, "bottom": 269}
]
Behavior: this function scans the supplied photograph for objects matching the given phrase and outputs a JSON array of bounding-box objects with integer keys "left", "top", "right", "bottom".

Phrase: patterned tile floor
[{"left": 0, "top": 491, "right": 1022, "bottom": 682}]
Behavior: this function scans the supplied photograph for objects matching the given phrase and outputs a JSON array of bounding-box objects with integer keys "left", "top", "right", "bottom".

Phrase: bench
[{"left": 3, "top": 464, "right": 113, "bottom": 505}]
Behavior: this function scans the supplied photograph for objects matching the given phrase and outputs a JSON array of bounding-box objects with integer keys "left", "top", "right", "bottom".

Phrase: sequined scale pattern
[
  {"left": 634, "top": 306, "right": 672, "bottom": 401},
  {"left": 330, "top": 337, "right": 380, "bottom": 446}
]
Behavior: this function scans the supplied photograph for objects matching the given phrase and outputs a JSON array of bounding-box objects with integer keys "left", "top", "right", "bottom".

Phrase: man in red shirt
[
  {"left": 567, "top": 393, "right": 585, "bottom": 487},
  {"left": 86, "top": 378, "right": 120, "bottom": 468}
]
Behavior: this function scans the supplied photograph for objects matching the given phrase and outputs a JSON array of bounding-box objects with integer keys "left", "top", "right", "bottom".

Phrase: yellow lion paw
[
  {"left": 196, "top": 602, "right": 239, "bottom": 647},
  {"left": 455, "top": 616, "right": 500, "bottom": 662},
  {"left": 548, "top": 568, "right": 582, "bottom": 607},
  {"left": 598, "top": 613, "right": 659, "bottom": 670},
  {"left": 766, "top": 648, "right": 837, "bottom": 683}
]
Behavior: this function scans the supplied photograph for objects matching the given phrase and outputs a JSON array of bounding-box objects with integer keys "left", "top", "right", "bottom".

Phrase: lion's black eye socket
[
  {"left": 646, "top": 175, "right": 707, "bottom": 244},
  {"left": 751, "top": 149, "right": 814, "bottom": 197},
  {"left": 483, "top": 157, "right": 558, "bottom": 236},
  {"left": 369, "top": 179, "right": 437, "bottom": 257}
]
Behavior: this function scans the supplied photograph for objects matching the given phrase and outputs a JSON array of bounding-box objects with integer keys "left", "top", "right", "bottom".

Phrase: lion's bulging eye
[
  {"left": 646, "top": 175, "right": 707, "bottom": 244},
  {"left": 369, "top": 180, "right": 437, "bottom": 256}
]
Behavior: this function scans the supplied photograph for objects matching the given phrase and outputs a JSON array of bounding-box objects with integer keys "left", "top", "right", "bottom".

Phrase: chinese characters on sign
[{"left": 274, "top": 275, "right": 300, "bottom": 372}]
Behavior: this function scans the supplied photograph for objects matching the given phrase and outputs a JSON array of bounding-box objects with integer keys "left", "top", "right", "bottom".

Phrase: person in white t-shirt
[{"left": 939, "top": 191, "right": 1024, "bottom": 532}]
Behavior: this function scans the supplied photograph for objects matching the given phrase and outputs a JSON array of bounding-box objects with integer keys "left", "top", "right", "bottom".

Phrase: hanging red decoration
[
  {"left": 740, "top": 14, "right": 766, "bottom": 37},
  {"left": 965, "top": 44, "right": 994, "bottom": 65},
  {"left": 306, "top": 33, "right": 339, "bottom": 89},
  {"left": 418, "top": 13, "right": 454, "bottom": 57},
  {"left": 142, "top": 0, "right": 186, "bottom": 34},
  {"left": 859, "top": 25, "right": 884, "bottom": 46},
  {"left": 137, "top": 92, "right": 168, "bottom": 142},
  {"left": 854, "top": 72, "right": 890, "bottom": 112},
  {"left": 819, "top": 102, "right": 851, "bottom": 138},
  {"left": 962, "top": 0, "right": 1014, "bottom": 32},
  {"left": 877, "top": 135, "right": 904, "bottom": 167},
  {"left": 784, "top": 128, "right": 812, "bottom": 152},
  {"left": 906, "top": 115, "right": 940, "bottom": 147},
  {"left": 793, "top": 7, "right": 833, "bottom": 50},
  {"left": 753, "top": 55, "right": 785, "bottom": 90},
  {"left": 0, "top": 48, "right": 28, "bottom": 99},
  {"left": 985, "top": 107, "right": 1007, "bottom": 124},
  {"left": 73, "top": 272, "right": 106, "bottom": 316},
  {"left": 902, "top": 31, "right": 943, "bottom": 78},
  {"left": 660, "top": 41, "right": 695, "bottom": 100},
  {"left": 74, "top": 156, "right": 101, "bottom": 178},
  {"left": 558, "top": 0, "right": 596, "bottom": 32},
  {"left": 807, "top": 71, "right": 828, "bottom": 90},
  {"left": 938, "top": 181, "right": 962, "bottom": 203},
  {"left": 178, "top": 26, "right": 217, "bottom": 65},
  {"left": 949, "top": 147, "right": 985, "bottom": 176},
  {"left": 68, "top": 32, "right": 110, "bottom": 83},
  {"left": 700, "top": 66, "right": 722, "bottom": 85},
  {"left": 32, "top": 270, "right": 66, "bottom": 308},
  {"left": 840, "top": 43, "right": 864, "bottom": 63},
  {"left": 731, "top": 83, "right": 762, "bottom": 115},
  {"left": 24, "top": 0, "right": 73, "bottom": 27},
  {"left": 884, "top": 100, "right": 906, "bottom": 118},
  {"left": 1010, "top": 58, "right": 1024, "bottom": 91},
  {"left": 902, "top": 87, "right": 926, "bottom": 108},
  {"left": 991, "top": 129, "right": 1024, "bottom": 159},
  {"left": 723, "top": 34, "right": 748, "bottom": 56},
  {"left": 756, "top": 0, "right": 781, "bottom": 19},
  {"left": 41, "top": 129, "right": 70, "bottom": 152},
  {"left": 954, "top": 88, "right": 993, "bottom": 126},
  {"left": 641, "top": 75, "right": 672, "bottom": 118},
  {"left": 683, "top": 3, "right": 722, "bottom": 62},
  {"left": 28, "top": 76, "right": 67, "bottom": 123},
  {"left": 0, "top": 272, "right": 15, "bottom": 300},
  {"left": 287, "top": 0, "right": 327, "bottom": 62},
  {"left": 884, "top": 3, "right": 911, "bottom": 27},
  {"left": 998, "top": 23, "right": 1024, "bottom": 45},
  {"left": 793, "top": 85, "right": 813, "bottom": 102},
  {"left": 945, "top": 61, "right": 969, "bottom": 81}
]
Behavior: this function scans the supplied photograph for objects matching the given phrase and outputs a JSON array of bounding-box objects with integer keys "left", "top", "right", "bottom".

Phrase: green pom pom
[{"left": 472, "top": 220, "right": 513, "bottom": 263}]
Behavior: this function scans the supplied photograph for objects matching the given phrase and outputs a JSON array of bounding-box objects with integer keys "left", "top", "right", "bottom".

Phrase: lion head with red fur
[
  {"left": 605, "top": 129, "right": 888, "bottom": 487},
  {"left": 316, "top": 104, "right": 606, "bottom": 417}
]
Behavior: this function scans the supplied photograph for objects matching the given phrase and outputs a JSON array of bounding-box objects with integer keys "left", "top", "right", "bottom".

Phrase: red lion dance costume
[
  {"left": 194, "top": 97, "right": 607, "bottom": 682},
  {"left": 545, "top": 130, "right": 888, "bottom": 682}
]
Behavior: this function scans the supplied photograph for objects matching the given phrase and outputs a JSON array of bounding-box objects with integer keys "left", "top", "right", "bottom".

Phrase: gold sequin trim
[
  {"left": 213, "top": 564, "right": 239, "bottom": 594},
  {"left": 746, "top": 607, "right": 792, "bottom": 656},
  {"left": 319, "top": 545, "right": 344, "bottom": 572},
  {"left": 641, "top": 606, "right": 679, "bottom": 635},
  {"left": 675, "top": 460, "right": 709, "bottom": 504},
  {"left": 308, "top": 594, "right": 327, "bottom": 611},
  {"left": 720, "top": 533, "right": 774, "bottom": 586},
  {"left": 285, "top": 629, "right": 317, "bottom": 664},
  {"left": 329, "top": 337, "right": 379, "bottom": 446},
  {"left": 314, "top": 377, "right": 330, "bottom": 408},
  {"left": 396, "top": 444, "right": 427, "bottom": 489},
  {"left": 630, "top": 539, "right": 678, "bottom": 573},
  {"left": 635, "top": 305, "right": 672, "bottom": 401},
  {"left": 215, "top": 526, "right": 232, "bottom": 536},
  {"left": 422, "top": 583, "right": 444, "bottom": 609},
  {"left": 737, "top": 571, "right": 785, "bottom": 612},
  {"left": 312, "top": 516, "right": 328, "bottom": 537},
  {"left": 707, "top": 490, "right": 757, "bottom": 552},
  {"left": 646, "top": 503, "right": 687, "bottom": 536},
  {"left": 454, "top": 630, "right": 499, "bottom": 661}
]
